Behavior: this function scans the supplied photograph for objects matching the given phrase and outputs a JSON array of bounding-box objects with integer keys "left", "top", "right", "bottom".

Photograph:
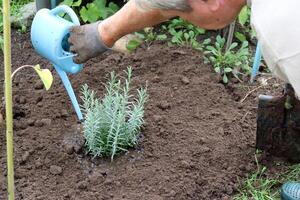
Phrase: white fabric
[{"left": 251, "top": 0, "right": 300, "bottom": 97}]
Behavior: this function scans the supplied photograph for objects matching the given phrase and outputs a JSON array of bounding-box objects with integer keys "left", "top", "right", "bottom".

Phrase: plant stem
[
  {"left": 11, "top": 65, "right": 35, "bottom": 79},
  {"left": 226, "top": 20, "right": 236, "bottom": 51},
  {"left": 3, "top": 0, "right": 15, "bottom": 199}
]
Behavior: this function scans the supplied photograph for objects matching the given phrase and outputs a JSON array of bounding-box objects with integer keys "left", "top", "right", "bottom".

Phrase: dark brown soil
[{"left": 0, "top": 30, "right": 285, "bottom": 200}]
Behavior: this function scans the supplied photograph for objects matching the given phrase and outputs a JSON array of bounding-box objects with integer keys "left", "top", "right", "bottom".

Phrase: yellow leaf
[{"left": 33, "top": 65, "right": 53, "bottom": 90}]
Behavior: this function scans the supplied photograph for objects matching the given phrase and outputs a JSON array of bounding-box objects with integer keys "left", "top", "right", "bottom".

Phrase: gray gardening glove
[{"left": 69, "top": 22, "right": 109, "bottom": 64}]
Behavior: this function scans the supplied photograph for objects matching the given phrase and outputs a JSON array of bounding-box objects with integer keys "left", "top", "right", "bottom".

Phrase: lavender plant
[{"left": 81, "top": 67, "right": 147, "bottom": 160}]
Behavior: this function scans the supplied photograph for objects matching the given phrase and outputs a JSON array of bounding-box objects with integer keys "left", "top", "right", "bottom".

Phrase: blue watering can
[{"left": 31, "top": 5, "right": 83, "bottom": 121}]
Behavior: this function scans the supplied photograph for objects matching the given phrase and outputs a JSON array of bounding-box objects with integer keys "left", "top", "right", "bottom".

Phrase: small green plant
[
  {"left": 11, "top": 64, "right": 53, "bottom": 90},
  {"left": 235, "top": 165, "right": 278, "bottom": 199},
  {"left": 81, "top": 67, "right": 148, "bottom": 160},
  {"left": 62, "top": 0, "right": 119, "bottom": 23},
  {"left": 136, "top": 27, "right": 167, "bottom": 42},
  {"left": 127, "top": 27, "right": 167, "bottom": 52},
  {"left": 234, "top": 153, "right": 300, "bottom": 200},
  {"left": 164, "top": 18, "right": 206, "bottom": 49},
  {"left": 204, "top": 35, "right": 251, "bottom": 83}
]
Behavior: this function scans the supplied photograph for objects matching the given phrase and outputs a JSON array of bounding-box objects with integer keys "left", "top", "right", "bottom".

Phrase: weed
[
  {"left": 204, "top": 35, "right": 251, "bottom": 83},
  {"left": 135, "top": 27, "right": 167, "bottom": 43},
  {"left": 164, "top": 18, "right": 206, "bottom": 50},
  {"left": 234, "top": 153, "right": 300, "bottom": 200},
  {"left": 80, "top": 67, "right": 148, "bottom": 160},
  {"left": 126, "top": 27, "right": 167, "bottom": 52}
]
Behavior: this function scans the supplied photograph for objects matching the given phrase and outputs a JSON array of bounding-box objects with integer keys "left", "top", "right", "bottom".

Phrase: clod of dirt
[
  {"left": 34, "top": 81, "right": 44, "bottom": 90},
  {"left": 41, "top": 118, "right": 51, "bottom": 126},
  {"left": 64, "top": 144, "right": 74, "bottom": 155},
  {"left": 63, "top": 125, "right": 85, "bottom": 154},
  {"left": 20, "top": 151, "right": 30, "bottom": 164},
  {"left": 60, "top": 109, "right": 69, "bottom": 118},
  {"left": 150, "top": 67, "right": 156, "bottom": 72},
  {"left": 13, "top": 106, "right": 26, "bottom": 119},
  {"left": 14, "top": 120, "right": 28, "bottom": 130},
  {"left": 35, "top": 159, "right": 42, "bottom": 169},
  {"left": 157, "top": 101, "right": 171, "bottom": 110},
  {"left": 34, "top": 120, "right": 44, "bottom": 127},
  {"left": 49, "top": 165, "right": 63, "bottom": 175},
  {"left": 217, "top": 127, "right": 225, "bottom": 135},
  {"left": 153, "top": 115, "right": 163, "bottom": 123},
  {"left": 27, "top": 119, "right": 35, "bottom": 126},
  {"left": 35, "top": 96, "right": 43, "bottom": 103},
  {"left": 15, "top": 168, "right": 28, "bottom": 179},
  {"left": 181, "top": 76, "right": 190, "bottom": 85},
  {"left": 77, "top": 181, "right": 88, "bottom": 190},
  {"left": 19, "top": 96, "right": 27, "bottom": 104},
  {"left": 88, "top": 172, "right": 104, "bottom": 184},
  {"left": 152, "top": 75, "right": 161, "bottom": 83}
]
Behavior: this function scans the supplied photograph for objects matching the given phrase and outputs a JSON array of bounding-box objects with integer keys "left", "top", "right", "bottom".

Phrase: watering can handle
[{"left": 49, "top": 5, "right": 80, "bottom": 25}]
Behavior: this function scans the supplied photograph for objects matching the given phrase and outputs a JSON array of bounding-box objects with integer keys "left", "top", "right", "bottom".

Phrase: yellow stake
[{"left": 3, "top": 0, "right": 15, "bottom": 199}]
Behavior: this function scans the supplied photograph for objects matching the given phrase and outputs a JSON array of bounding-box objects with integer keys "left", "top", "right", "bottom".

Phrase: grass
[{"left": 234, "top": 154, "right": 300, "bottom": 200}]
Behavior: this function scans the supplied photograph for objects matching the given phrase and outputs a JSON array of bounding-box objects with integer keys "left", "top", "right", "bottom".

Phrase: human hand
[{"left": 68, "top": 22, "right": 109, "bottom": 64}]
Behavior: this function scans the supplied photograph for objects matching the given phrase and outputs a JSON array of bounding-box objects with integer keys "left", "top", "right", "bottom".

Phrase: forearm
[{"left": 99, "top": 0, "right": 177, "bottom": 47}]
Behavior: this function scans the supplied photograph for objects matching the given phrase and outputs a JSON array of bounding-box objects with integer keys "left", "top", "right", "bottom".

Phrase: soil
[{"left": 0, "top": 30, "right": 286, "bottom": 200}]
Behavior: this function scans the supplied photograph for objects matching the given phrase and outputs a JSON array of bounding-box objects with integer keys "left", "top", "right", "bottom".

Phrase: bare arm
[
  {"left": 99, "top": 0, "right": 178, "bottom": 47},
  {"left": 100, "top": 0, "right": 247, "bottom": 47},
  {"left": 69, "top": 0, "right": 246, "bottom": 63}
]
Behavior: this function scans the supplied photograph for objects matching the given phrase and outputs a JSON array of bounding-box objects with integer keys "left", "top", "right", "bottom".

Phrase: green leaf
[
  {"left": 184, "top": 32, "right": 189, "bottom": 40},
  {"left": 62, "top": 0, "right": 74, "bottom": 6},
  {"left": 235, "top": 32, "right": 247, "bottom": 42},
  {"left": 196, "top": 28, "right": 206, "bottom": 34},
  {"left": 224, "top": 67, "right": 232, "bottom": 73},
  {"left": 134, "top": 32, "right": 145, "bottom": 40},
  {"left": 285, "top": 101, "right": 293, "bottom": 110},
  {"left": 34, "top": 65, "right": 53, "bottom": 91},
  {"left": 188, "top": 30, "right": 195, "bottom": 38},
  {"left": 156, "top": 34, "right": 167, "bottom": 40},
  {"left": 229, "top": 42, "right": 238, "bottom": 51},
  {"left": 238, "top": 6, "right": 250, "bottom": 26},
  {"left": 223, "top": 74, "right": 228, "bottom": 83},
  {"left": 108, "top": 2, "right": 119, "bottom": 13},
  {"left": 126, "top": 40, "right": 141, "bottom": 52},
  {"left": 214, "top": 67, "right": 221, "bottom": 74},
  {"left": 80, "top": 3, "right": 100, "bottom": 23},
  {"left": 72, "top": 0, "right": 82, "bottom": 7}
]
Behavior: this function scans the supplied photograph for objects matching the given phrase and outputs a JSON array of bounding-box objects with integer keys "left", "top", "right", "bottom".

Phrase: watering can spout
[{"left": 54, "top": 64, "right": 83, "bottom": 121}]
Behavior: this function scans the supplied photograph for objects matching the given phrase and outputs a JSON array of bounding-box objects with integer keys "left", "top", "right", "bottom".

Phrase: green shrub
[{"left": 80, "top": 67, "right": 148, "bottom": 160}]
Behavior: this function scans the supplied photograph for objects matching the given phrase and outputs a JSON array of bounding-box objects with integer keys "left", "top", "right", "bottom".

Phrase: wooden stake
[{"left": 3, "top": 0, "right": 15, "bottom": 198}]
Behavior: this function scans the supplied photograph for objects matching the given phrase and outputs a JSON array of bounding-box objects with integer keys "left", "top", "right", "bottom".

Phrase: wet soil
[{"left": 0, "top": 30, "right": 285, "bottom": 200}]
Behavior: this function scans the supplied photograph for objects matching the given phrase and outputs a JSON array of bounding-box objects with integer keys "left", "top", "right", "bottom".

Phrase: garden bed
[{"left": 0, "top": 30, "right": 285, "bottom": 199}]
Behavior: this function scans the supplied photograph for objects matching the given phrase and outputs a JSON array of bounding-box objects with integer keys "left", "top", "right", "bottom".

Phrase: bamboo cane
[{"left": 3, "top": 0, "right": 15, "bottom": 199}]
